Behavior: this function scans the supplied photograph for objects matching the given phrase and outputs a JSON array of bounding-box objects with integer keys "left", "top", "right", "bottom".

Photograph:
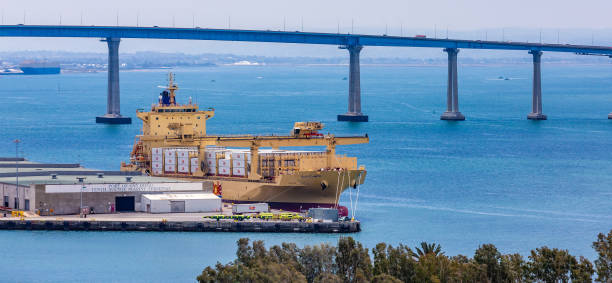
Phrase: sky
[{"left": 1, "top": 0, "right": 611, "bottom": 57}]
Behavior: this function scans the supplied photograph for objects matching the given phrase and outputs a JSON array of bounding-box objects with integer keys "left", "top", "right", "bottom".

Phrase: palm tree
[{"left": 412, "top": 242, "right": 444, "bottom": 259}]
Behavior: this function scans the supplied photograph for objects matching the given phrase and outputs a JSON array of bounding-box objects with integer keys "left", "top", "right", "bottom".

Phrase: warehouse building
[
  {"left": 141, "top": 193, "right": 221, "bottom": 213},
  {"left": 0, "top": 158, "right": 215, "bottom": 215}
]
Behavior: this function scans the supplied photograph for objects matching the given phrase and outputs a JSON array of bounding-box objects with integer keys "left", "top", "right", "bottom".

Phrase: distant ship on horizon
[{"left": 18, "top": 60, "right": 61, "bottom": 75}]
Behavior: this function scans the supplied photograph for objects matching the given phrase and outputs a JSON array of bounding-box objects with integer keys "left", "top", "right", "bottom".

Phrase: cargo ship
[
  {"left": 19, "top": 61, "right": 60, "bottom": 75},
  {"left": 121, "top": 73, "right": 369, "bottom": 212}
]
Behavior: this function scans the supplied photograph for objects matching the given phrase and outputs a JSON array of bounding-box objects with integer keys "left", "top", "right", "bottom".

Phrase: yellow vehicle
[
  {"left": 204, "top": 215, "right": 228, "bottom": 220},
  {"left": 122, "top": 73, "right": 368, "bottom": 214},
  {"left": 279, "top": 212, "right": 301, "bottom": 221},
  {"left": 257, "top": 213, "right": 274, "bottom": 220}
]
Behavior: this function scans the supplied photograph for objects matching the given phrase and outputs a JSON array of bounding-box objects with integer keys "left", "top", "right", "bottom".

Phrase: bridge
[{"left": 2, "top": 25, "right": 612, "bottom": 123}]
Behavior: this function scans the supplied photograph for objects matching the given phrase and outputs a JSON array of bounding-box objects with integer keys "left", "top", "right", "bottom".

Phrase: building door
[
  {"left": 115, "top": 196, "right": 135, "bottom": 212},
  {"left": 146, "top": 204, "right": 151, "bottom": 213},
  {"left": 170, "top": 201, "right": 185, "bottom": 213},
  {"left": 24, "top": 199, "right": 30, "bottom": 211},
  {"left": 3, "top": 196, "right": 8, "bottom": 207}
]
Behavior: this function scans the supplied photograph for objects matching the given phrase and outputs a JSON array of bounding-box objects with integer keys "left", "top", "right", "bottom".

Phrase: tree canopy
[{"left": 197, "top": 230, "right": 612, "bottom": 282}]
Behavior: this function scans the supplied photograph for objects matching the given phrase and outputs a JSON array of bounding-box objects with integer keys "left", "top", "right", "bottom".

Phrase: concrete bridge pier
[
  {"left": 440, "top": 48, "right": 465, "bottom": 121},
  {"left": 96, "top": 37, "right": 131, "bottom": 124},
  {"left": 338, "top": 44, "right": 368, "bottom": 122},
  {"left": 527, "top": 50, "right": 547, "bottom": 120}
]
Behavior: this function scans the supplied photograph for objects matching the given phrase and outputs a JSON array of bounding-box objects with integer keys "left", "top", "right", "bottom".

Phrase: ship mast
[{"left": 167, "top": 72, "right": 178, "bottom": 105}]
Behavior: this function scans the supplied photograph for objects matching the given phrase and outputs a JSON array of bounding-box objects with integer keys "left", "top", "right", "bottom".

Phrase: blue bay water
[{"left": 1, "top": 64, "right": 612, "bottom": 282}]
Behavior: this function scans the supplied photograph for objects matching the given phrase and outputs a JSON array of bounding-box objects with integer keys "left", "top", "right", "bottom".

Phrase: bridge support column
[
  {"left": 527, "top": 50, "right": 547, "bottom": 120},
  {"left": 338, "top": 44, "right": 368, "bottom": 122},
  {"left": 440, "top": 48, "right": 465, "bottom": 121},
  {"left": 96, "top": 37, "right": 131, "bottom": 124}
]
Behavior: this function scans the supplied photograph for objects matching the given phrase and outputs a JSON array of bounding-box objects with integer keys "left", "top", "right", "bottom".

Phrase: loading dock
[{"left": 115, "top": 196, "right": 135, "bottom": 212}]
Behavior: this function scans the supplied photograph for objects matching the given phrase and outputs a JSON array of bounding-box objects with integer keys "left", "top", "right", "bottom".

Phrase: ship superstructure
[{"left": 122, "top": 73, "right": 369, "bottom": 211}]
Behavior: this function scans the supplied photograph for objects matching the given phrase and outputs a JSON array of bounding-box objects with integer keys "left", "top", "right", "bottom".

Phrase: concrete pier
[
  {"left": 440, "top": 48, "right": 465, "bottom": 121},
  {"left": 527, "top": 50, "right": 547, "bottom": 120},
  {"left": 0, "top": 214, "right": 360, "bottom": 233},
  {"left": 338, "top": 45, "right": 368, "bottom": 122},
  {"left": 96, "top": 37, "right": 131, "bottom": 124}
]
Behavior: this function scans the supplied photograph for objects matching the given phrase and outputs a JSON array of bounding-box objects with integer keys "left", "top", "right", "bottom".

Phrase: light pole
[
  {"left": 14, "top": 139, "right": 19, "bottom": 209},
  {"left": 77, "top": 177, "right": 86, "bottom": 216}
]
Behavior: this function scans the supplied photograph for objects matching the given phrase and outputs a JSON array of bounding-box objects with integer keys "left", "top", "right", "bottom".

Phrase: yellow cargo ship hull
[{"left": 215, "top": 169, "right": 366, "bottom": 208}]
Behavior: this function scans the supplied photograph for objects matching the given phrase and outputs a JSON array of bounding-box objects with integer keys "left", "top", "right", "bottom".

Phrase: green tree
[
  {"left": 414, "top": 253, "right": 454, "bottom": 283},
  {"left": 298, "top": 243, "right": 336, "bottom": 283},
  {"left": 449, "top": 254, "right": 488, "bottom": 282},
  {"left": 593, "top": 230, "right": 612, "bottom": 282},
  {"left": 314, "top": 272, "right": 342, "bottom": 283},
  {"left": 501, "top": 253, "right": 530, "bottom": 283},
  {"left": 474, "top": 243, "right": 507, "bottom": 282},
  {"left": 336, "top": 237, "right": 372, "bottom": 283},
  {"left": 373, "top": 243, "right": 416, "bottom": 282},
  {"left": 371, "top": 273, "right": 402, "bottom": 283},
  {"left": 414, "top": 242, "right": 444, "bottom": 259},
  {"left": 528, "top": 246, "right": 575, "bottom": 283},
  {"left": 570, "top": 256, "right": 594, "bottom": 283}
]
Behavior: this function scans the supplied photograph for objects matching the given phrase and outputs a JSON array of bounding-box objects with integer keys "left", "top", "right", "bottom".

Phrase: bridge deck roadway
[{"left": 1, "top": 25, "right": 612, "bottom": 55}]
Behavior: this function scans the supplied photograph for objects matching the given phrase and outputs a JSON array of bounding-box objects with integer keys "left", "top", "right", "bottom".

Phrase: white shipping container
[
  {"left": 218, "top": 166, "right": 231, "bottom": 175},
  {"left": 178, "top": 164, "right": 189, "bottom": 173},
  {"left": 190, "top": 158, "right": 199, "bottom": 165},
  {"left": 207, "top": 166, "right": 217, "bottom": 175},
  {"left": 177, "top": 150, "right": 189, "bottom": 158},
  {"left": 152, "top": 148, "right": 163, "bottom": 155},
  {"left": 205, "top": 151, "right": 220, "bottom": 159},
  {"left": 178, "top": 157, "right": 189, "bottom": 166},
  {"left": 152, "top": 162, "right": 162, "bottom": 170},
  {"left": 230, "top": 152, "right": 247, "bottom": 160},
  {"left": 232, "top": 203, "right": 269, "bottom": 214},
  {"left": 164, "top": 164, "right": 176, "bottom": 172},
  {"left": 191, "top": 164, "right": 199, "bottom": 173},
  {"left": 164, "top": 156, "right": 176, "bottom": 164},
  {"left": 152, "top": 169, "right": 163, "bottom": 175},
  {"left": 218, "top": 159, "right": 230, "bottom": 167},
  {"left": 232, "top": 159, "right": 246, "bottom": 168},
  {"left": 164, "top": 149, "right": 176, "bottom": 157},
  {"left": 232, "top": 167, "right": 246, "bottom": 176},
  {"left": 152, "top": 155, "right": 163, "bottom": 162},
  {"left": 205, "top": 159, "right": 216, "bottom": 167}
]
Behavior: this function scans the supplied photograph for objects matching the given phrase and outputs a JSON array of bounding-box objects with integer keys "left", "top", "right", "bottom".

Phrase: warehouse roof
[
  {"left": 0, "top": 158, "right": 188, "bottom": 186},
  {"left": 142, "top": 193, "right": 219, "bottom": 200}
]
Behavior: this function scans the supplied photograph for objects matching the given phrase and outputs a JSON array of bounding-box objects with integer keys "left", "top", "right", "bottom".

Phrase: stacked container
[
  {"left": 176, "top": 149, "right": 190, "bottom": 173},
  {"left": 151, "top": 148, "right": 163, "bottom": 175},
  {"left": 190, "top": 157, "right": 199, "bottom": 173},
  {"left": 164, "top": 148, "right": 176, "bottom": 173},
  {"left": 204, "top": 148, "right": 224, "bottom": 176},
  {"left": 218, "top": 158, "right": 231, "bottom": 176},
  {"left": 231, "top": 151, "right": 247, "bottom": 177}
]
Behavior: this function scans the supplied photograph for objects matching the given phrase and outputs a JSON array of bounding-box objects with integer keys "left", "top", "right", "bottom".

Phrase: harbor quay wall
[{"left": 0, "top": 219, "right": 361, "bottom": 233}]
